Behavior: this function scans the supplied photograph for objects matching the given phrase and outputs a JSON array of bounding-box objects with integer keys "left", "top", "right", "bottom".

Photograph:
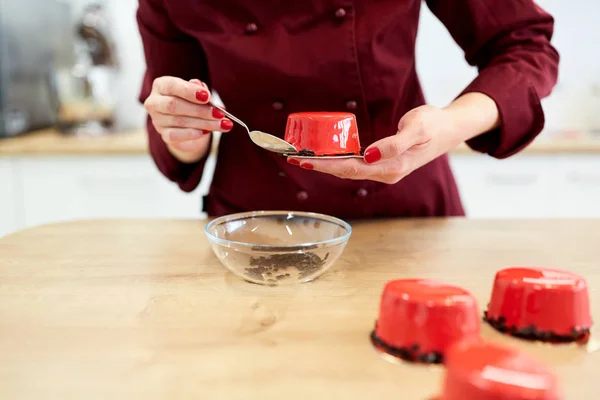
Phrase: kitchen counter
[
  {"left": 0, "top": 128, "right": 148, "bottom": 156},
  {"left": 2, "top": 128, "right": 600, "bottom": 156},
  {"left": 0, "top": 218, "right": 597, "bottom": 399}
]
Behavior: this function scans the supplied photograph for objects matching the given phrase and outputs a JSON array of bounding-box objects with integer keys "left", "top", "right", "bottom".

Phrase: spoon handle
[{"left": 208, "top": 101, "right": 249, "bottom": 131}]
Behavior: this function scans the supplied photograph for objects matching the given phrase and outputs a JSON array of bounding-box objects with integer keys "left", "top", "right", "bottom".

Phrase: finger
[
  {"left": 160, "top": 127, "right": 210, "bottom": 143},
  {"left": 169, "top": 137, "right": 209, "bottom": 152},
  {"left": 146, "top": 95, "right": 224, "bottom": 119},
  {"left": 190, "top": 79, "right": 226, "bottom": 110},
  {"left": 152, "top": 76, "right": 211, "bottom": 105},
  {"left": 288, "top": 158, "right": 372, "bottom": 180},
  {"left": 189, "top": 79, "right": 209, "bottom": 91},
  {"left": 363, "top": 123, "right": 423, "bottom": 164},
  {"left": 154, "top": 113, "right": 234, "bottom": 132},
  {"left": 287, "top": 156, "right": 409, "bottom": 184}
]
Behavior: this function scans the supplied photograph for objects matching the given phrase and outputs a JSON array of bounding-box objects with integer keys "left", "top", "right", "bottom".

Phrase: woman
[{"left": 137, "top": 0, "right": 558, "bottom": 219}]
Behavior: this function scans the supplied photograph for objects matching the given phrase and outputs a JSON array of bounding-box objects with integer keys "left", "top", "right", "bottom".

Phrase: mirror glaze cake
[
  {"left": 371, "top": 279, "right": 480, "bottom": 364},
  {"left": 484, "top": 267, "right": 592, "bottom": 342},
  {"left": 435, "top": 340, "right": 562, "bottom": 400},
  {"left": 284, "top": 112, "right": 361, "bottom": 156}
]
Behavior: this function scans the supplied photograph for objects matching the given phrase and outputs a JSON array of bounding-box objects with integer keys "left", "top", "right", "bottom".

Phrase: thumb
[
  {"left": 363, "top": 135, "right": 408, "bottom": 166},
  {"left": 189, "top": 79, "right": 226, "bottom": 109},
  {"left": 364, "top": 116, "right": 425, "bottom": 164},
  {"left": 189, "top": 78, "right": 206, "bottom": 88},
  {"left": 187, "top": 79, "right": 212, "bottom": 104}
]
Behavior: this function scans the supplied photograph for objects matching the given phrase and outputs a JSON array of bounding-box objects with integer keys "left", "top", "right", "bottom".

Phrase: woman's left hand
[{"left": 287, "top": 105, "right": 464, "bottom": 184}]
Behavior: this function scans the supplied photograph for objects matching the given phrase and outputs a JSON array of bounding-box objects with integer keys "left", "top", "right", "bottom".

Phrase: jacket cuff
[
  {"left": 146, "top": 117, "right": 212, "bottom": 192},
  {"left": 460, "top": 64, "right": 545, "bottom": 159}
]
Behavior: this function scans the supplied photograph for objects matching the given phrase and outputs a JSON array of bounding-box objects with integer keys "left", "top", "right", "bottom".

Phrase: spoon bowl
[
  {"left": 248, "top": 130, "right": 298, "bottom": 154},
  {"left": 209, "top": 102, "right": 297, "bottom": 154}
]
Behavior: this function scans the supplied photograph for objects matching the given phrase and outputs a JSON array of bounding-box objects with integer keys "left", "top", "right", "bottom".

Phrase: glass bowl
[{"left": 205, "top": 211, "right": 352, "bottom": 285}]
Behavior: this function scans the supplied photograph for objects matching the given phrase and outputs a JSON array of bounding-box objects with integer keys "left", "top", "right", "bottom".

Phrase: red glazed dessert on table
[
  {"left": 435, "top": 340, "right": 562, "bottom": 400},
  {"left": 371, "top": 279, "right": 480, "bottom": 364},
  {"left": 484, "top": 267, "right": 592, "bottom": 342},
  {"left": 284, "top": 112, "right": 361, "bottom": 156}
]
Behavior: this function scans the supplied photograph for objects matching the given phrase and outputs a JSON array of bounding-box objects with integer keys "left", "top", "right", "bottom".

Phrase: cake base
[
  {"left": 484, "top": 312, "right": 591, "bottom": 343},
  {"left": 370, "top": 330, "right": 444, "bottom": 364},
  {"left": 285, "top": 148, "right": 365, "bottom": 159},
  {"left": 294, "top": 148, "right": 364, "bottom": 157},
  {"left": 297, "top": 149, "right": 316, "bottom": 156}
]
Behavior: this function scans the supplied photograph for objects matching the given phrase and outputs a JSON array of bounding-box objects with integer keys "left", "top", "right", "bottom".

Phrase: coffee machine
[
  {"left": 57, "top": 2, "right": 119, "bottom": 135},
  {"left": 0, "top": 0, "right": 117, "bottom": 138},
  {"left": 0, "top": 0, "right": 75, "bottom": 138}
]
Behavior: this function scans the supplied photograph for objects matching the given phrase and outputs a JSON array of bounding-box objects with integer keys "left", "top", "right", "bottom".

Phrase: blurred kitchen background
[{"left": 0, "top": 0, "right": 599, "bottom": 237}]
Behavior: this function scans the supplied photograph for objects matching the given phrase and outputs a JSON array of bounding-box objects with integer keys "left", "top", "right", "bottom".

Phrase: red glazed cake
[
  {"left": 436, "top": 340, "right": 562, "bottom": 400},
  {"left": 284, "top": 112, "right": 361, "bottom": 156},
  {"left": 371, "top": 279, "right": 480, "bottom": 364},
  {"left": 484, "top": 267, "right": 592, "bottom": 342}
]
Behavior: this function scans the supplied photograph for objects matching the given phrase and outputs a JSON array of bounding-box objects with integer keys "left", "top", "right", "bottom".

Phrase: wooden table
[{"left": 0, "top": 218, "right": 598, "bottom": 399}]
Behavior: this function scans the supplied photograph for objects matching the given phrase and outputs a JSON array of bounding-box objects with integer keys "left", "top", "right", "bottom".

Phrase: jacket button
[
  {"left": 345, "top": 100, "right": 358, "bottom": 110},
  {"left": 356, "top": 188, "right": 368, "bottom": 198},
  {"left": 272, "top": 101, "right": 284, "bottom": 111},
  {"left": 334, "top": 8, "right": 347, "bottom": 19},
  {"left": 297, "top": 191, "right": 308, "bottom": 201},
  {"left": 245, "top": 23, "right": 258, "bottom": 34}
]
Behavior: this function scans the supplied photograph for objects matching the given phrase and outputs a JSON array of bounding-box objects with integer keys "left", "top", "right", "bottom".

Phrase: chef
[{"left": 137, "top": 0, "right": 558, "bottom": 219}]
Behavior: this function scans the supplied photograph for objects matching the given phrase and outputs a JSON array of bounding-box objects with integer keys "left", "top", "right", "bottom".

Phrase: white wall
[
  {"left": 415, "top": 0, "right": 600, "bottom": 134},
  {"left": 104, "top": 0, "right": 147, "bottom": 130}
]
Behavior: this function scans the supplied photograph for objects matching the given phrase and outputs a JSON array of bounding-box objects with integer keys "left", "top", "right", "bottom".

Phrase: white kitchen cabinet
[
  {"left": 449, "top": 154, "right": 556, "bottom": 218},
  {"left": 0, "top": 159, "right": 19, "bottom": 238},
  {"left": 13, "top": 154, "right": 214, "bottom": 230},
  {"left": 552, "top": 155, "right": 600, "bottom": 217},
  {"left": 1, "top": 150, "right": 599, "bottom": 238}
]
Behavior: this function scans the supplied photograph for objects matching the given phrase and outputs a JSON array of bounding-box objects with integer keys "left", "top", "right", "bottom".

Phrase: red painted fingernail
[
  {"left": 203, "top": 130, "right": 211, "bottom": 135},
  {"left": 364, "top": 147, "right": 382, "bottom": 164},
  {"left": 220, "top": 119, "right": 234, "bottom": 130},
  {"left": 212, "top": 108, "right": 225, "bottom": 119},
  {"left": 301, "top": 163, "right": 314, "bottom": 170},
  {"left": 287, "top": 158, "right": 300, "bottom": 166},
  {"left": 196, "top": 91, "right": 209, "bottom": 102}
]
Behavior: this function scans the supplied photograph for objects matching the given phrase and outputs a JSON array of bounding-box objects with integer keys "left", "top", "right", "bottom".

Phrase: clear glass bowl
[{"left": 205, "top": 211, "right": 352, "bottom": 285}]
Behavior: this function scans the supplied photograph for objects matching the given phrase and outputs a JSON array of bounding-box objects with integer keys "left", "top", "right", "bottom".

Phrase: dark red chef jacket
[{"left": 137, "top": 0, "right": 558, "bottom": 219}]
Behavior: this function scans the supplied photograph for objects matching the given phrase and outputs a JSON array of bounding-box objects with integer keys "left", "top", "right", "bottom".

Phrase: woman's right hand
[{"left": 144, "top": 76, "right": 233, "bottom": 163}]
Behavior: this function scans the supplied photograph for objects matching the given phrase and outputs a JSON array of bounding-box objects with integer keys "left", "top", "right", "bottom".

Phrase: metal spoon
[{"left": 209, "top": 102, "right": 297, "bottom": 154}]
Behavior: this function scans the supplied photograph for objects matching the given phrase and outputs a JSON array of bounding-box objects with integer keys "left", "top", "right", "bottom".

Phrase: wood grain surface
[
  {"left": 0, "top": 129, "right": 148, "bottom": 156},
  {"left": 1, "top": 128, "right": 600, "bottom": 156},
  {"left": 0, "top": 218, "right": 598, "bottom": 399}
]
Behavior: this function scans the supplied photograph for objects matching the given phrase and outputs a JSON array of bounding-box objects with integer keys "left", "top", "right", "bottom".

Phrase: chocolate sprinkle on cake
[
  {"left": 483, "top": 311, "right": 591, "bottom": 343},
  {"left": 295, "top": 149, "right": 362, "bottom": 157},
  {"left": 370, "top": 330, "right": 444, "bottom": 364},
  {"left": 297, "top": 149, "right": 316, "bottom": 156}
]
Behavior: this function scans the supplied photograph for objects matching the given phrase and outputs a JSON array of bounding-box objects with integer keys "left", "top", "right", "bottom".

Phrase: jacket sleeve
[
  {"left": 425, "top": 0, "right": 559, "bottom": 158},
  {"left": 137, "top": 0, "right": 212, "bottom": 192}
]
